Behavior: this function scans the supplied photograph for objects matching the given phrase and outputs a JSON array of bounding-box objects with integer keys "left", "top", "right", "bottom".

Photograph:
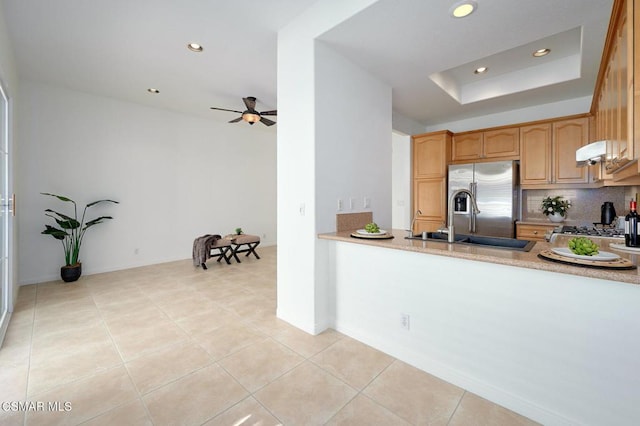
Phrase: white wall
[
  {"left": 329, "top": 240, "right": 640, "bottom": 425},
  {"left": 276, "top": 0, "right": 382, "bottom": 334},
  {"left": 392, "top": 110, "right": 425, "bottom": 137},
  {"left": 315, "top": 42, "right": 392, "bottom": 233},
  {"left": 17, "top": 81, "right": 276, "bottom": 284},
  {"left": 392, "top": 131, "right": 411, "bottom": 230}
]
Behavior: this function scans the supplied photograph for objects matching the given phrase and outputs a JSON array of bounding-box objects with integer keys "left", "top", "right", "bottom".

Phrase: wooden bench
[{"left": 227, "top": 234, "right": 261, "bottom": 262}]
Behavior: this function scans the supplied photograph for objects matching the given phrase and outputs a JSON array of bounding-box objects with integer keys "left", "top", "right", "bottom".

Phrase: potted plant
[
  {"left": 541, "top": 195, "right": 571, "bottom": 223},
  {"left": 234, "top": 227, "right": 243, "bottom": 235},
  {"left": 41, "top": 193, "right": 118, "bottom": 282}
]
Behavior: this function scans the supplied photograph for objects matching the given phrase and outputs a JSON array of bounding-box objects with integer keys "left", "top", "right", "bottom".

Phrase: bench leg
[
  {"left": 247, "top": 242, "right": 260, "bottom": 259},
  {"left": 231, "top": 247, "right": 241, "bottom": 263},
  {"left": 221, "top": 247, "right": 232, "bottom": 264}
]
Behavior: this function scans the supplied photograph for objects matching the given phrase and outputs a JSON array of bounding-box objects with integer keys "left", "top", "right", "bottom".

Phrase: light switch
[{"left": 299, "top": 203, "right": 305, "bottom": 216}]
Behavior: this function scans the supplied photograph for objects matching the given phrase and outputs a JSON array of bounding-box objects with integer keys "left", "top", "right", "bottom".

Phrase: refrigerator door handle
[{"left": 470, "top": 182, "right": 477, "bottom": 233}]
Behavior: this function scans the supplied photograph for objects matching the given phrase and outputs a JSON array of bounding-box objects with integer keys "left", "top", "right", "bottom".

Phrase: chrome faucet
[
  {"left": 407, "top": 209, "right": 422, "bottom": 237},
  {"left": 444, "top": 189, "right": 480, "bottom": 243}
]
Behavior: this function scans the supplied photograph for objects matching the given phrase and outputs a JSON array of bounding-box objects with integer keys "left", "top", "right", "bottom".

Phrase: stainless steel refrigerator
[{"left": 448, "top": 161, "right": 519, "bottom": 238}]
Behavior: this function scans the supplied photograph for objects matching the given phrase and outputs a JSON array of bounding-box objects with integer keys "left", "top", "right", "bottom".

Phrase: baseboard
[{"left": 333, "top": 320, "right": 577, "bottom": 426}]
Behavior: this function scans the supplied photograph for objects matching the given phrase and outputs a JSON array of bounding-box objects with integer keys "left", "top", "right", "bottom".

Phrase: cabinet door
[
  {"left": 483, "top": 128, "right": 520, "bottom": 158},
  {"left": 413, "top": 133, "right": 448, "bottom": 178},
  {"left": 520, "top": 123, "right": 552, "bottom": 185},
  {"left": 452, "top": 132, "right": 482, "bottom": 162},
  {"left": 553, "top": 117, "right": 589, "bottom": 184},
  {"left": 414, "top": 178, "right": 446, "bottom": 222}
]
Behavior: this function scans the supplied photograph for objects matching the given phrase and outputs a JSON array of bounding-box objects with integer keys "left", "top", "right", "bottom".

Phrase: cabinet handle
[{"left": 533, "top": 231, "right": 538, "bottom": 235}]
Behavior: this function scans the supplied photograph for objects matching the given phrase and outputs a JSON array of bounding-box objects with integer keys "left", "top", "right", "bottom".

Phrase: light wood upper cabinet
[
  {"left": 483, "top": 128, "right": 520, "bottom": 158},
  {"left": 520, "top": 123, "right": 552, "bottom": 185},
  {"left": 413, "top": 132, "right": 450, "bottom": 178},
  {"left": 553, "top": 117, "right": 590, "bottom": 184},
  {"left": 520, "top": 116, "right": 590, "bottom": 187},
  {"left": 591, "top": 0, "right": 640, "bottom": 183},
  {"left": 452, "top": 128, "right": 519, "bottom": 162},
  {"left": 452, "top": 132, "right": 482, "bottom": 162}
]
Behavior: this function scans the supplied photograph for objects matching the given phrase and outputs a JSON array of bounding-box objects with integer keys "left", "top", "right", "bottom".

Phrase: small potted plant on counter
[
  {"left": 41, "top": 193, "right": 118, "bottom": 282},
  {"left": 541, "top": 195, "right": 571, "bottom": 223}
]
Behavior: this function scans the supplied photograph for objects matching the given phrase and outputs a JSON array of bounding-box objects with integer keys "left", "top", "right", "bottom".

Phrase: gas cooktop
[{"left": 556, "top": 225, "right": 625, "bottom": 239}]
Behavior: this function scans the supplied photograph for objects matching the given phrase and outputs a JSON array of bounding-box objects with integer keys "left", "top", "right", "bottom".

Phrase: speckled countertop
[{"left": 318, "top": 229, "right": 640, "bottom": 285}]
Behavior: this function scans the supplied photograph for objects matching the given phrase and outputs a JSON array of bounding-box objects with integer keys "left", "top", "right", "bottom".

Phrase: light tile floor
[{"left": 0, "top": 246, "right": 539, "bottom": 425}]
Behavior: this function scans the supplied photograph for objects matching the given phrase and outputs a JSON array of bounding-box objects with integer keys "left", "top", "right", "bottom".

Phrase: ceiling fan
[{"left": 210, "top": 96, "right": 277, "bottom": 126}]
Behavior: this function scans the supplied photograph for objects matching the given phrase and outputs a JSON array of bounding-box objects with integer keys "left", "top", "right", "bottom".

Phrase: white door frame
[{"left": 0, "top": 75, "right": 12, "bottom": 347}]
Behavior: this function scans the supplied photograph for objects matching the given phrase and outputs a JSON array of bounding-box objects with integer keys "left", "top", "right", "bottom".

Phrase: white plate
[
  {"left": 609, "top": 243, "right": 640, "bottom": 253},
  {"left": 551, "top": 247, "right": 619, "bottom": 261},
  {"left": 356, "top": 229, "right": 387, "bottom": 235}
]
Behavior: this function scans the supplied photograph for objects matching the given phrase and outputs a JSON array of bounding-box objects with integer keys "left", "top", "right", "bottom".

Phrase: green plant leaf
[
  {"left": 45, "top": 211, "right": 80, "bottom": 229},
  {"left": 83, "top": 216, "right": 113, "bottom": 228},
  {"left": 40, "top": 193, "right": 75, "bottom": 203},
  {"left": 42, "top": 225, "right": 68, "bottom": 240},
  {"left": 86, "top": 199, "right": 119, "bottom": 208}
]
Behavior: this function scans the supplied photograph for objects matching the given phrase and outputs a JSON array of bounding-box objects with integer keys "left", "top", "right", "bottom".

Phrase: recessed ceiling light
[
  {"left": 147, "top": 88, "right": 160, "bottom": 94},
  {"left": 533, "top": 48, "right": 551, "bottom": 57},
  {"left": 474, "top": 66, "right": 488, "bottom": 74},
  {"left": 450, "top": 1, "right": 477, "bottom": 18},
  {"left": 187, "top": 43, "right": 203, "bottom": 52}
]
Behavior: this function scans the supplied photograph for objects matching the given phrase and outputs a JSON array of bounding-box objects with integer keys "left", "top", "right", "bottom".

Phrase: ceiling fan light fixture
[
  {"left": 450, "top": 1, "right": 477, "bottom": 18},
  {"left": 242, "top": 112, "right": 261, "bottom": 123},
  {"left": 187, "top": 43, "right": 203, "bottom": 52},
  {"left": 533, "top": 48, "right": 551, "bottom": 57}
]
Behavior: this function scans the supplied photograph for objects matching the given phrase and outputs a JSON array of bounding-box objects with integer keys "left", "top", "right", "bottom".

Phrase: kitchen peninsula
[
  {"left": 318, "top": 229, "right": 640, "bottom": 425},
  {"left": 319, "top": 229, "right": 639, "bottom": 284}
]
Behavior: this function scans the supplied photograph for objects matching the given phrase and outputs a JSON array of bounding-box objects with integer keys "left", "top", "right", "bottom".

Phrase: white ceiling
[{"left": 2, "top": 0, "right": 615, "bottom": 128}]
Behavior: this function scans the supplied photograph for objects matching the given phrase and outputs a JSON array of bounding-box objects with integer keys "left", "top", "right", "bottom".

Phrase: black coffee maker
[{"left": 601, "top": 202, "right": 617, "bottom": 225}]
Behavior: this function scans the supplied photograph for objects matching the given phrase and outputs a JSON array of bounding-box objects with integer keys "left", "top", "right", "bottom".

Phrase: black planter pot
[{"left": 60, "top": 263, "right": 82, "bottom": 283}]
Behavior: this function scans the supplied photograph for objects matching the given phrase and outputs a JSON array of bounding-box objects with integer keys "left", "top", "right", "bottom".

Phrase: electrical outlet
[
  {"left": 364, "top": 197, "right": 370, "bottom": 208},
  {"left": 349, "top": 197, "right": 355, "bottom": 210},
  {"left": 337, "top": 199, "right": 343, "bottom": 211},
  {"left": 400, "top": 313, "right": 410, "bottom": 330}
]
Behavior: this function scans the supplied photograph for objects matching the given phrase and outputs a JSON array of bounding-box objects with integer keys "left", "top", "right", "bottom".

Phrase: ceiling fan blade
[
  {"left": 210, "top": 107, "right": 243, "bottom": 114},
  {"left": 228, "top": 116, "right": 243, "bottom": 123},
  {"left": 259, "top": 110, "right": 277, "bottom": 116},
  {"left": 243, "top": 97, "right": 257, "bottom": 111},
  {"left": 260, "top": 117, "right": 276, "bottom": 126}
]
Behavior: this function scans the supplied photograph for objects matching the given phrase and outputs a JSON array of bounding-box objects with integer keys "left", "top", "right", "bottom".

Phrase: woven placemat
[{"left": 538, "top": 249, "right": 636, "bottom": 270}]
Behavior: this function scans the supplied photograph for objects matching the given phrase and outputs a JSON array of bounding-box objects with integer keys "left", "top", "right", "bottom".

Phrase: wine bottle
[{"left": 624, "top": 200, "right": 639, "bottom": 247}]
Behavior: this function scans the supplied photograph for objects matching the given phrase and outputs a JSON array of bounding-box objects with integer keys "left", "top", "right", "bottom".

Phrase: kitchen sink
[{"left": 406, "top": 232, "right": 536, "bottom": 252}]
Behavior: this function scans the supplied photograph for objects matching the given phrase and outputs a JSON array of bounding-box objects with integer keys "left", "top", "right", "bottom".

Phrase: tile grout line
[{"left": 446, "top": 389, "right": 467, "bottom": 425}]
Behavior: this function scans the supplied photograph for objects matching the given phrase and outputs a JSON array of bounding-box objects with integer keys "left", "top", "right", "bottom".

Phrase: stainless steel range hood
[{"left": 576, "top": 140, "right": 607, "bottom": 167}]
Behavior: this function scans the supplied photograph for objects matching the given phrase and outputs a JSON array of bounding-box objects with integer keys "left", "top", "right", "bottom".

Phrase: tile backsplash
[{"left": 522, "top": 187, "right": 632, "bottom": 226}]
